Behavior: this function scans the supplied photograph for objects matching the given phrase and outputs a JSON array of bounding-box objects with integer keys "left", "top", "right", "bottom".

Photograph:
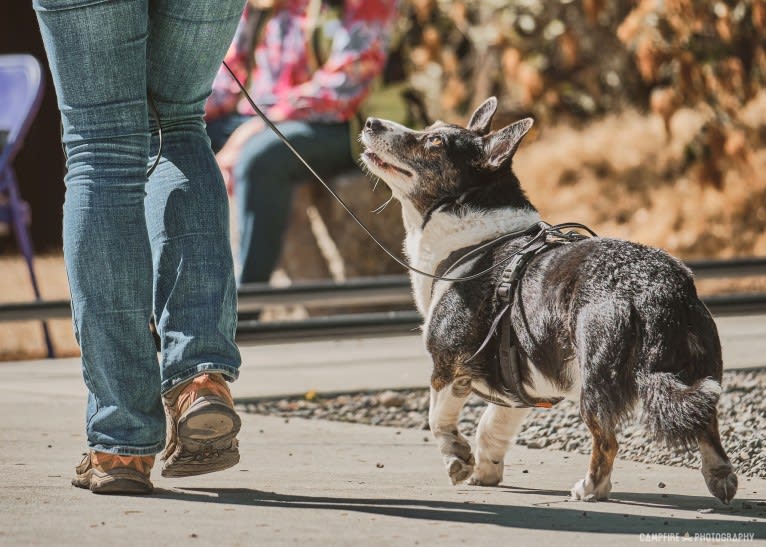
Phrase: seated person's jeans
[
  {"left": 34, "top": 0, "right": 243, "bottom": 455},
  {"left": 207, "top": 115, "right": 353, "bottom": 284}
]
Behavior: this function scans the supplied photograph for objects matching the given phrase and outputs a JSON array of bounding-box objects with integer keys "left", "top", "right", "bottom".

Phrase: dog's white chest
[{"left": 405, "top": 208, "right": 542, "bottom": 316}]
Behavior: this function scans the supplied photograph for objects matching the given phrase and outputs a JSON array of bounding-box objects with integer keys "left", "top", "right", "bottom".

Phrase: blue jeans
[
  {"left": 34, "top": 0, "right": 244, "bottom": 455},
  {"left": 207, "top": 116, "right": 354, "bottom": 284}
]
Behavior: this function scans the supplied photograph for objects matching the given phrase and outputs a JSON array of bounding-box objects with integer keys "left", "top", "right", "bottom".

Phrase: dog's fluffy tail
[{"left": 637, "top": 372, "right": 721, "bottom": 447}]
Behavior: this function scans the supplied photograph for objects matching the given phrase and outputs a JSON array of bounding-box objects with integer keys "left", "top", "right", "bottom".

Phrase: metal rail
[
  {"left": 1, "top": 257, "right": 766, "bottom": 324},
  {"left": 236, "top": 311, "right": 422, "bottom": 343},
  {"left": 238, "top": 275, "right": 411, "bottom": 311},
  {"left": 234, "top": 294, "right": 766, "bottom": 343},
  {"left": 686, "top": 256, "right": 766, "bottom": 279}
]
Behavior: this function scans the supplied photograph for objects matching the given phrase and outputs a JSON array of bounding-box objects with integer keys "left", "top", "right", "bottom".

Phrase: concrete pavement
[
  {"left": 1, "top": 315, "right": 765, "bottom": 545},
  {"left": 2, "top": 388, "right": 765, "bottom": 546}
]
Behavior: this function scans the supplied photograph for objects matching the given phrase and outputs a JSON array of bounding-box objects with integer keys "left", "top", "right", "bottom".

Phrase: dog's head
[{"left": 360, "top": 97, "right": 535, "bottom": 224}]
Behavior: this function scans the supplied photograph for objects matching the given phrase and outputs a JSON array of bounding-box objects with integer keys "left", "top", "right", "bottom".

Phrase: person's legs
[
  {"left": 234, "top": 121, "right": 354, "bottom": 284},
  {"left": 143, "top": 0, "right": 245, "bottom": 478},
  {"left": 34, "top": 0, "right": 162, "bottom": 455},
  {"left": 144, "top": 0, "right": 243, "bottom": 394}
]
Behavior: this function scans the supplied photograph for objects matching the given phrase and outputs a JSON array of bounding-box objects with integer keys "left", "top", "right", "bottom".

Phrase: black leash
[
  {"left": 221, "top": 61, "right": 597, "bottom": 284},
  {"left": 146, "top": 94, "right": 162, "bottom": 177}
]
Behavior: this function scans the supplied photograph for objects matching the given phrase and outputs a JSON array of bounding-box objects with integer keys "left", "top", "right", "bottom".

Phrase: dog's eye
[{"left": 426, "top": 135, "right": 443, "bottom": 147}]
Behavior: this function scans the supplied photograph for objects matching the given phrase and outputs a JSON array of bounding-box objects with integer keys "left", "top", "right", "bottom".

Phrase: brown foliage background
[
  {"left": 396, "top": 0, "right": 766, "bottom": 189},
  {"left": 386, "top": 0, "right": 766, "bottom": 261}
]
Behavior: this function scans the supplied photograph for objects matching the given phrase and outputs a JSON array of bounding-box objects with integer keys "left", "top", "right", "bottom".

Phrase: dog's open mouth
[{"left": 362, "top": 151, "right": 413, "bottom": 177}]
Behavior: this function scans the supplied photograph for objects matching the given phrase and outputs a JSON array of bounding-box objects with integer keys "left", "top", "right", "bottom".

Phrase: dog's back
[{"left": 512, "top": 238, "right": 722, "bottom": 442}]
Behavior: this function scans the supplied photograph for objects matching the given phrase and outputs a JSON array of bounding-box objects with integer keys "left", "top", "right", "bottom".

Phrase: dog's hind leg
[
  {"left": 570, "top": 301, "right": 635, "bottom": 501},
  {"left": 571, "top": 409, "right": 618, "bottom": 502},
  {"left": 697, "top": 415, "right": 738, "bottom": 504},
  {"left": 429, "top": 375, "right": 474, "bottom": 484},
  {"left": 468, "top": 404, "right": 530, "bottom": 486}
]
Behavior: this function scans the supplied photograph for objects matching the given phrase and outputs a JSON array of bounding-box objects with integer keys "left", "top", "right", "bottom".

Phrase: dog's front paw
[
  {"left": 468, "top": 458, "right": 504, "bottom": 486},
  {"left": 439, "top": 432, "right": 474, "bottom": 484},
  {"left": 570, "top": 478, "right": 611, "bottom": 502},
  {"left": 447, "top": 454, "right": 475, "bottom": 484}
]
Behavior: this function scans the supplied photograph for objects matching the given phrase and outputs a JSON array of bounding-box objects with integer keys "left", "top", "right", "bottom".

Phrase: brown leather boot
[
  {"left": 161, "top": 373, "right": 241, "bottom": 477},
  {"left": 72, "top": 451, "right": 154, "bottom": 494}
]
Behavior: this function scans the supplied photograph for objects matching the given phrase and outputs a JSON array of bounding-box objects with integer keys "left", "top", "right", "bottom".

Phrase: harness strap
[{"left": 467, "top": 222, "right": 596, "bottom": 408}]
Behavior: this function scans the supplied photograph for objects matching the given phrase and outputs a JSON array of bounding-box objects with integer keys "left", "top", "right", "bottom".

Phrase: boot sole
[
  {"left": 162, "top": 398, "right": 241, "bottom": 478},
  {"left": 73, "top": 470, "right": 153, "bottom": 495}
]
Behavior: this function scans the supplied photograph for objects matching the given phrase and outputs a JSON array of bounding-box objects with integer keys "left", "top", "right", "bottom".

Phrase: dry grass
[
  {"left": 516, "top": 99, "right": 766, "bottom": 259},
  {"left": 3, "top": 101, "right": 765, "bottom": 361}
]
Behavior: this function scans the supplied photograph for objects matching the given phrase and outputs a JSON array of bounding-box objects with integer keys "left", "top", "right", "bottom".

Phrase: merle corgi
[{"left": 359, "top": 97, "right": 737, "bottom": 503}]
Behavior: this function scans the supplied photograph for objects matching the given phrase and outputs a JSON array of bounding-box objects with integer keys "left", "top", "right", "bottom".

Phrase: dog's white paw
[
  {"left": 570, "top": 478, "right": 611, "bottom": 502},
  {"left": 468, "top": 458, "right": 504, "bottom": 486},
  {"left": 447, "top": 454, "right": 475, "bottom": 484}
]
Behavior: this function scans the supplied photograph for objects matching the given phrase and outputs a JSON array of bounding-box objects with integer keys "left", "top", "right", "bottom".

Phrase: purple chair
[{"left": 0, "top": 54, "right": 54, "bottom": 358}]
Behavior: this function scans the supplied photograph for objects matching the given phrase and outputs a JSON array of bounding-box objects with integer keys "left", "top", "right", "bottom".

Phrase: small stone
[
  {"left": 379, "top": 390, "right": 406, "bottom": 408},
  {"left": 376, "top": 463, "right": 384, "bottom": 468},
  {"left": 522, "top": 469, "right": 529, "bottom": 474},
  {"left": 658, "top": 482, "right": 666, "bottom": 488}
]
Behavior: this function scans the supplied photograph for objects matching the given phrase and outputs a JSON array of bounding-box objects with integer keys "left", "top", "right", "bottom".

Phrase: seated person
[{"left": 206, "top": 0, "right": 398, "bottom": 284}]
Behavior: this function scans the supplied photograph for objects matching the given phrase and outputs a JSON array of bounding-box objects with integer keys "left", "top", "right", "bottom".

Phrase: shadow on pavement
[
  {"left": 497, "top": 484, "right": 766, "bottom": 512},
  {"left": 154, "top": 487, "right": 766, "bottom": 537}
]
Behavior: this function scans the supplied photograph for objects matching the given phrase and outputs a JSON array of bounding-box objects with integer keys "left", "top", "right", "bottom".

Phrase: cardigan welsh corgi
[{"left": 359, "top": 97, "right": 737, "bottom": 503}]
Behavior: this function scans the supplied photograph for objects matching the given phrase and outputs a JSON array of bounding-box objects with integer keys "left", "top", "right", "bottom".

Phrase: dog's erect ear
[
  {"left": 467, "top": 97, "right": 498, "bottom": 135},
  {"left": 484, "top": 117, "right": 534, "bottom": 169}
]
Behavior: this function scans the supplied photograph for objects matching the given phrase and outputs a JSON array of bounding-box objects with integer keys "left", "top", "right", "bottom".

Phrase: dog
[{"left": 359, "top": 97, "right": 738, "bottom": 503}]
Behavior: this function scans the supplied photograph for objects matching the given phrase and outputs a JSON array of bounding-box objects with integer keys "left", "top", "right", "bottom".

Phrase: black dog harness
[{"left": 438, "top": 221, "right": 597, "bottom": 409}]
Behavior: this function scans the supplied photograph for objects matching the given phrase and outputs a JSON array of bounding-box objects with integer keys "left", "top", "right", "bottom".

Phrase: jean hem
[
  {"left": 87, "top": 441, "right": 164, "bottom": 457},
  {"left": 161, "top": 363, "right": 240, "bottom": 394}
]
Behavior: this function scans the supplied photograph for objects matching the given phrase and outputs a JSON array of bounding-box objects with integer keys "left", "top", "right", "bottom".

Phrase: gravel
[{"left": 240, "top": 369, "right": 766, "bottom": 479}]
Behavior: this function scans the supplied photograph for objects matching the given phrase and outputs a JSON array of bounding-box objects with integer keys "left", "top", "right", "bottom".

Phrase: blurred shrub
[
  {"left": 398, "top": 0, "right": 644, "bottom": 125},
  {"left": 396, "top": 0, "right": 766, "bottom": 187},
  {"left": 618, "top": 0, "right": 766, "bottom": 187}
]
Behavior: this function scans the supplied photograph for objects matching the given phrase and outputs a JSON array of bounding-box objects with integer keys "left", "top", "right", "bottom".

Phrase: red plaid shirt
[{"left": 206, "top": 0, "right": 397, "bottom": 123}]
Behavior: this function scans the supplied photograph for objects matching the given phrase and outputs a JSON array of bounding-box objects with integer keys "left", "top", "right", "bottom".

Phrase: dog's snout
[{"left": 365, "top": 117, "right": 385, "bottom": 132}]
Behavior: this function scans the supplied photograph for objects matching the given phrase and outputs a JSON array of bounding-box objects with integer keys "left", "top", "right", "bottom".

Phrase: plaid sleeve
[
  {"left": 205, "top": 6, "right": 255, "bottom": 120},
  {"left": 267, "top": 0, "right": 398, "bottom": 122}
]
